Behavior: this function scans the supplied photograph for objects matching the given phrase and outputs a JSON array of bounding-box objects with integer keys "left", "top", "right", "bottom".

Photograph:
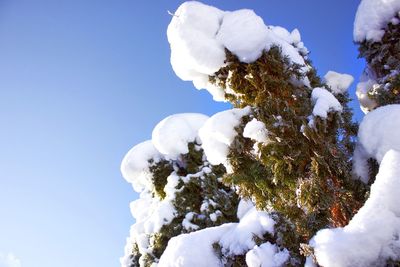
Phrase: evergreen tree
[
  {"left": 122, "top": 1, "right": 400, "bottom": 266},
  {"left": 356, "top": 14, "right": 400, "bottom": 110},
  {"left": 208, "top": 47, "right": 365, "bottom": 264},
  {"left": 120, "top": 116, "right": 239, "bottom": 267}
]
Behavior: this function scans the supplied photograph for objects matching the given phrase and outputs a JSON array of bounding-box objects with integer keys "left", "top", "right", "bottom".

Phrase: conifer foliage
[
  {"left": 210, "top": 47, "right": 365, "bottom": 254},
  {"left": 120, "top": 115, "right": 239, "bottom": 267},
  {"left": 357, "top": 16, "right": 400, "bottom": 110},
  {"left": 121, "top": 1, "right": 400, "bottom": 266}
]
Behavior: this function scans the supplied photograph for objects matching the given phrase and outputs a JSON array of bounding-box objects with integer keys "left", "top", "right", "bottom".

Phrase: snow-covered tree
[
  {"left": 120, "top": 114, "right": 239, "bottom": 266},
  {"left": 354, "top": 0, "right": 400, "bottom": 113},
  {"left": 352, "top": 0, "right": 400, "bottom": 184},
  {"left": 121, "top": 0, "right": 400, "bottom": 266},
  {"left": 310, "top": 1, "right": 400, "bottom": 266}
]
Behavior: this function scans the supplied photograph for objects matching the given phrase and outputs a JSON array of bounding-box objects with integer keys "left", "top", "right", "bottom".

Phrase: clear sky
[{"left": 0, "top": 1, "right": 364, "bottom": 267}]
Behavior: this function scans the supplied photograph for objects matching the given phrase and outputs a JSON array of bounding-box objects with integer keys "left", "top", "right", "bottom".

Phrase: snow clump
[
  {"left": 167, "top": 1, "right": 309, "bottom": 101},
  {"left": 121, "top": 140, "right": 163, "bottom": 192},
  {"left": 243, "top": 118, "right": 268, "bottom": 143},
  {"left": 323, "top": 71, "right": 354, "bottom": 94},
  {"left": 152, "top": 113, "right": 209, "bottom": 159},
  {"left": 199, "top": 106, "right": 251, "bottom": 171},
  {"left": 245, "top": 242, "right": 290, "bottom": 267},
  {"left": 311, "top": 88, "right": 342, "bottom": 118},
  {"left": 355, "top": 72, "right": 379, "bottom": 114},
  {"left": 120, "top": 113, "right": 210, "bottom": 266},
  {"left": 158, "top": 207, "right": 277, "bottom": 267},
  {"left": 353, "top": 104, "right": 400, "bottom": 182},
  {"left": 354, "top": 0, "right": 400, "bottom": 42},
  {"left": 310, "top": 149, "right": 400, "bottom": 267}
]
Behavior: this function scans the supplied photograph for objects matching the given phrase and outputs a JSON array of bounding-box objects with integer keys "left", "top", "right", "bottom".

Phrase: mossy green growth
[{"left": 210, "top": 47, "right": 366, "bottom": 263}]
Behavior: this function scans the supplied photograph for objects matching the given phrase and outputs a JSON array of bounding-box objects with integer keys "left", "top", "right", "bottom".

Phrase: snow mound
[
  {"left": 120, "top": 140, "right": 163, "bottom": 192},
  {"left": 237, "top": 199, "right": 255, "bottom": 220},
  {"left": 121, "top": 174, "right": 180, "bottom": 266},
  {"left": 159, "top": 223, "right": 231, "bottom": 267},
  {"left": 158, "top": 207, "right": 275, "bottom": 267},
  {"left": 130, "top": 180, "right": 178, "bottom": 235},
  {"left": 311, "top": 87, "right": 342, "bottom": 119},
  {"left": 323, "top": 71, "right": 354, "bottom": 94},
  {"left": 199, "top": 107, "right": 251, "bottom": 170},
  {"left": 353, "top": 104, "right": 400, "bottom": 182},
  {"left": 216, "top": 9, "right": 269, "bottom": 63},
  {"left": 243, "top": 118, "right": 268, "bottom": 143},
  {"left": 245, "top": 242, "right": 289, "bottom": 267},
  {"left": 152, "top": 113, "right": 209, "bottom": 159},
  {"left": 167, "top": 1, "right": 308, "bottom": 101},
  {"left": 355, "top": 73, "right": 379, "bottom": 114},
  {"left": 311, "top": 149, "right": 400, "bottom": 267},
  {"left": 354, "top": 0, "right": 400, "bottom": 42},
  {"left": 121, "top": 113, "right": 210, "bottom": 191}
]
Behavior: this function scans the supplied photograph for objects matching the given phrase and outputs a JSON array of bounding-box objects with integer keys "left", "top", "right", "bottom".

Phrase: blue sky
[{"left": 0, "top": 1, "right": 363, "bottom": 266}]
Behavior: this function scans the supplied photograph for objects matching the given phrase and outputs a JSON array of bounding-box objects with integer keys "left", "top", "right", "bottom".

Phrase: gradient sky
[{"left": 0, "top": 1, "right": 364, "bottom": 267}]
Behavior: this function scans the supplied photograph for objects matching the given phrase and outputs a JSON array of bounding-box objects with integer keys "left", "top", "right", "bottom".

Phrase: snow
[
  {"left": 219, "top": 207, "right": 275, "bottom": 255},
  {"left": 130, "top": 190, "right": 177, "bottom": 234},
  {"left": 245, "top": 243, "right": 289, "bottom": 267},
  {"left": 270, "top": 26, "right": 300, "bottom": 45},
  {"left": 129, "top": 176, "right": 179, "bottom": 234},
  {"left": 323, "top": 71, "right": 354, "bottom": 94},
  {"left": 121, "top": 113, "right": 211, "bottom": 192},
  {"left": 120, "top": 112, "right": 216, "bottom": 265},
  {"left": 354, "top": 0, "right": 400, "bottom": 42},
  {"left": 120, "top": 140, "right": 163, "bottom": 192},
  {"left": 167, "top": 1, "right": 309, "bottom": 101},
  {"left": 167, "top": 1, "right": 226, "bottom": 101},
  {"left": 158, "top": 207, "right": 275, "bottom": 267},
  {"left": 216, "top": 9, "right": 269, "bottom": 63},
  {"left": 198, "top": 107, "right": 251, "bottom": 170},
  {"left": 311, "top": 149, "right": 400, "bottom": 267},
  {"left": 159, "top": 223, "right": 232, "bottom": 267},
  {"left": 353, "top": 104, "right": 400, "bottom": 182},
  {"left": 121, "top": 173, "right": 181, "bottom": 265},
  {"left": 311, "top": 87, "right": 342, "bottom": 119},
  {"left": 152, "top": 113, "right": 209, "bottom": 159},
  {"left": 182, "top": 212, "right": 200, "bottom": 231},
  {"left": 243, "top": 118, "right": 268, "bottom": 143},
  {"left": 355, "top": 74, "right": 379, "bottom": 113},
  {"left": 237, "top": 199, "right": 255, "bottom": 220}
]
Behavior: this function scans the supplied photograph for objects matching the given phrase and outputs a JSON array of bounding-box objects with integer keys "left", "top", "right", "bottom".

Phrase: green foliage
[
  {"left": 149, "top": 159, "right": 173, "bottom": 199},
  {"left": 210, "top": 47, "right": 366, "bottom": 262},
  {"left": 127, "top": 244, "right": 141, "bottom": 267},
  {"left": 129, "top": 142, "right": 239, "bottom": 266}
]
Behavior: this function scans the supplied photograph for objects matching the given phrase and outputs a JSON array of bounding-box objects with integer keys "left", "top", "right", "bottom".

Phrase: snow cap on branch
[
  {"left": 152, "top": 113, "right": 209, "bottom": 159},
  {"left": 311, "top": 149, "right": 400, "bottom": 267},
  {"left": 158, "top": 207, "right": 275, "bottom": 267},
  {"left": 121, "top": 113, "right": 209, "bottom": 191},
  {"left": 353, "top": 104, "right": 400, "bottom": 182},
  {"left": 121, "top": 140, "right": 162, "bottom": 192},
  {"left": 167, "top": 1, "right": 308, "bottom": 101},
  {"left": 323, "top": 71, "right": 354, "bottom": 94},
  {"left": 311, "top": 87, "right": 342, "bottom": 118},
  {"left": 354, "top": 0, "right": 400, "bottom": 42},
  {"left": 199, "top": 106, "right": 251, "bottom": 170}
]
